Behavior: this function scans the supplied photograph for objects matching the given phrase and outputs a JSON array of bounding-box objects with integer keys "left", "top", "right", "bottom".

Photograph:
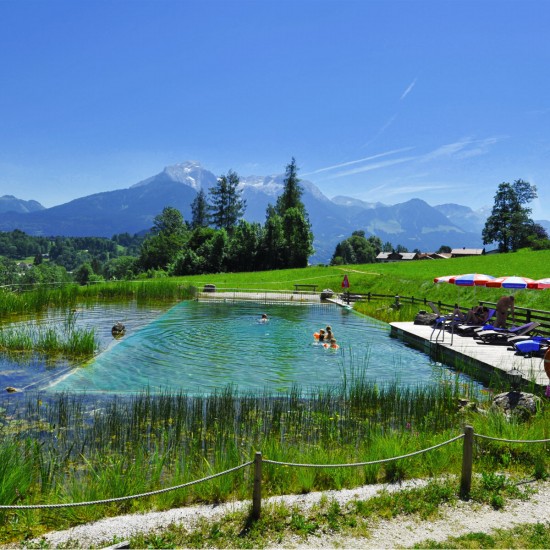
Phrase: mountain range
[{"left": 2, "top": 161, "right": 547, "bottom": 263}]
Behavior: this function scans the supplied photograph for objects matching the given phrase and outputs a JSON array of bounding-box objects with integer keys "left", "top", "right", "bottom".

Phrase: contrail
[
  {"left": 400, "top": 77, "right": 417, "bottom": 100},
  {"left": 303, "top": 147, "right": 414, "bottom": 176}
]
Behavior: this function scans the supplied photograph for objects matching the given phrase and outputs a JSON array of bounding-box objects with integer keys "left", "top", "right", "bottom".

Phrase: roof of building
[{"left": 451, "top": 248, "right": 485, "bottom": 255}]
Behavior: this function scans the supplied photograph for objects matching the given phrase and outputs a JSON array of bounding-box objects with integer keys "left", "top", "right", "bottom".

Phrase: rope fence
[
  {"left": 262, "top": 434, "right": 465, "bottom": 468},
  {"left": 0, "top": 461, "right": 253, "bottom": 510},
  {"left": 1, "top": 427, "right": 548, "bottom": 519}
]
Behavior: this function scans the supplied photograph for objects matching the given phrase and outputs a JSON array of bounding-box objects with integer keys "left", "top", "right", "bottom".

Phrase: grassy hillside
[{"left": 171, "top": 249, "right": 550, "bottom": 312}]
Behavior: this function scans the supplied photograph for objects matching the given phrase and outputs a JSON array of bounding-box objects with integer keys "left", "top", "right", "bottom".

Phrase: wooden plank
[{"left": 390, "top": 322, "right": 548, "bottom": 387}]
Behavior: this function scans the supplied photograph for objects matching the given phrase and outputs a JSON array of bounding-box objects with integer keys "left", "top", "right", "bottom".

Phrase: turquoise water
[{"left": 43, "top": 300, "right": 471, "bottom": 394}]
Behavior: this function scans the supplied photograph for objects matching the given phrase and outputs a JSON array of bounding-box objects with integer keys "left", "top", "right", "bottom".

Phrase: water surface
[{"left": 41, "top": 301, "right": 473, "bottom": 394}]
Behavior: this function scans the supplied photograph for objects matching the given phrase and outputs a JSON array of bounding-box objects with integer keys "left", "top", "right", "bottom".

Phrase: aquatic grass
[
  {"left": 0, "top": 378, "right": 548, "bottom": 542},
  {"left": 0, "top": 317, "right": 98, "bottom": 358},
  {"left": 0, "top": 285, "right": 81, "bottom": 317},
  {"left": 0, "top": 280, "right": 196, "bottom": 319}
]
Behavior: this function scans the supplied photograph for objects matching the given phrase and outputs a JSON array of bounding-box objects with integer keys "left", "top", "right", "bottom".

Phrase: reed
[
  {"left": 2, "top": 372, "right": 547, "bottom": 542},
  {"left": 0, "top": 312, "right": 98, "bottom": 357},
  {"left": 0, "top": 280, "right": 196, "bottom": 318}
]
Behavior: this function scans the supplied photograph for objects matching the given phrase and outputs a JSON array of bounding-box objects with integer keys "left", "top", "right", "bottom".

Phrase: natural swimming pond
[{"left": 1, "top": 300, "right": 482, "bottom": 395}]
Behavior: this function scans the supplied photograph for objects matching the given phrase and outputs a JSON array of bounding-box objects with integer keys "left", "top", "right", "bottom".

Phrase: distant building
[
  {"left": 376, "top": 251, "right": 419, "bottom": 262},
  {"left": 400, "top": 252, "right": 419, "bottom": 261},
  {"left": 450, "top": 247, "right": 485, "bottom": 258},
  {"left": 417, "top": 252, "right": 453, "bottom": 260}
]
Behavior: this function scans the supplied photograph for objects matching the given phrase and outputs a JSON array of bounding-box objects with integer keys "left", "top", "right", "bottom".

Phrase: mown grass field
[{"left": 170, "top": 248, "right": 550, "bottom": 314}]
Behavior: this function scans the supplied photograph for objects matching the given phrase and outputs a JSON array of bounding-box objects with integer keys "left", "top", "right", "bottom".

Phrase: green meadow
[{"left": 0, "top": 249, "right": 549, "bottom": 544}]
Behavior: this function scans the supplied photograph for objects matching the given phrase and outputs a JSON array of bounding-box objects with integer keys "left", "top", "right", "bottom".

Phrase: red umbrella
[
  {"left": 448, "top": 273, "right": 496, "bottom": 286},
  {"left": 486, "top": 276, "right": 536, "bottom": 289},
  {"left": 527, "top": 278, "right": 550, "bottom": 290}
]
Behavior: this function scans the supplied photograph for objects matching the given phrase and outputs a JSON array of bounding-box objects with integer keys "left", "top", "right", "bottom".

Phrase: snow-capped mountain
[{"left": 0, "top": 161, "right": 492, "bottom": 263}]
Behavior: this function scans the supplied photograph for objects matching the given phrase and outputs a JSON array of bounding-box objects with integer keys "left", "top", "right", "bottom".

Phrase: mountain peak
[
  {"left": 0, "top": 195, "right": 45, "bottom": 214},
  {"left": 131, "top": 161, "right": 217, "bottom": 191}
]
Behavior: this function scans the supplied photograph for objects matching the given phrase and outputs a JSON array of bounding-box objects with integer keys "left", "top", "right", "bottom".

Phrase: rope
[
  {"left": 0, "top": 461, "right": 253, "bottom": 510},
  {"left": 263, "top": 434, "right": 464, "bottom": 468},
  {"left": 475, "top": 434, "right": 550, "bottom": 444}
]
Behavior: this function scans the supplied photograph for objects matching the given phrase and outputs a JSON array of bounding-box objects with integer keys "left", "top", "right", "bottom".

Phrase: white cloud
[{"left": 420, "top": 137, "right": 503, "bottom": 163}]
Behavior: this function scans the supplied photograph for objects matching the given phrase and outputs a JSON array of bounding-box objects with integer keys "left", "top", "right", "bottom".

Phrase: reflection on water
[{"left": 1, "top": 301, "right": 480, "bottom": 395}]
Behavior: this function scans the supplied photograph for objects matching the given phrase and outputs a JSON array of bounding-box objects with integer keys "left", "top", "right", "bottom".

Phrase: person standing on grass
[{"left": 495, "top": 295, "right": 514, "bottom": 328}]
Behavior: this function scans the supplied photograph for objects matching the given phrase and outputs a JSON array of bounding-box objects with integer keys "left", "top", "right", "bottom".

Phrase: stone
[{"left": 491, "top": 391, "right": 541, "bottom": 420}]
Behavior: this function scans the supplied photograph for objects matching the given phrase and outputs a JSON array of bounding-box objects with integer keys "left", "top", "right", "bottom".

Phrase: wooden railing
[{"left": 340, "top": 292, "right": 550, "bottom": 334}]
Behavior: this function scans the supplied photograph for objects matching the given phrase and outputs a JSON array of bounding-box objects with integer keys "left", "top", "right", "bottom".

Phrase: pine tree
[
  {"left": 272, "top": 158, "right": 313, "bottom": 267},
  {"left": 191, "top": 188, "right": 210, "bottom": 228},
  {"left": 275, "top": 157, "right": 305, "bottom": 216},
  {"left": 208, "top": 170, "right": 246, "bottom": 234}
]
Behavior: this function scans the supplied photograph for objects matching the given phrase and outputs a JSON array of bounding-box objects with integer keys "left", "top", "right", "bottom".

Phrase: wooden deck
[{"left": 390, "top": 322, "right": 548, "bottom": 388}]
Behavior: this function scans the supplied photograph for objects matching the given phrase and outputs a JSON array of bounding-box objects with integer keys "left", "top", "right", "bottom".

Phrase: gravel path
[{"left": 12, "top": 479, "right": 550, "bottom": 549}]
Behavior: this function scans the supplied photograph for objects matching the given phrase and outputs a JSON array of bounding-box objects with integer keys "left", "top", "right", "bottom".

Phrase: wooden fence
[{"left": 340, "top": 292, "right": 550, "bottom": 333}]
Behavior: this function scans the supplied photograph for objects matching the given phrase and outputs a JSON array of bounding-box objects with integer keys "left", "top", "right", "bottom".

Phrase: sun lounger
[
  {"left": 476, "top": 322, "right": 541, "bottom": 345},
  {"left": 428, "top": 302, "right": 461, "bottom": 345},
  {"left": 510, "top": 335, "right": 550, "bottom": 357},
  {"left": 454, "top": 309, "right": 496, "bottom": 336}
]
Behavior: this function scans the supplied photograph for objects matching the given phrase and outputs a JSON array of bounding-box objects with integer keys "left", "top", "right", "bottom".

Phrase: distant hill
[
  {"left": 0, "top": 195, "right": 45, "bottom": 214},
  {"left": 0, "top": 161, "right": 493, "bottom": 263},
  {"left": 433, "top": 203, "right": 490, "bottom": 235}
]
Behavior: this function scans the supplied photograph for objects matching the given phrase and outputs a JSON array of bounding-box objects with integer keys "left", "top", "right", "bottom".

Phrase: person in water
[
  {"left": 259, "top": 313, "right": 269, "bottom": 323},
  {"left": 325, "top": 325, "right": 334, "bottom": 341},
  {"left": 317, "top": 328, "right": 326, "bottom": 341},
  {"left": 323, "top": 337, "right": 339, "bottom": 349}
]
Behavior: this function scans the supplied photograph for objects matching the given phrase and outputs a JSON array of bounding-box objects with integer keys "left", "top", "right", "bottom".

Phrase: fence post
[
  {"left": 460, "top": 425, "right": 474, "bottom": 500},
  {"left": 367, "top": 292, "right": 371, "bottom": 302},
  {"left": 252, "top": 452, "right": 262, "bottom": 520}
]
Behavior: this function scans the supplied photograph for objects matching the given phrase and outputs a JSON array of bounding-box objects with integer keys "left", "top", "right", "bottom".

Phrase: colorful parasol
[
  {"left": 527, "top": 278, "right": 550, "bottom": 290},
  {"left": 485, "top": 276, "right": 536, "bottom": 289},
  {"left": 448, "top": 273, "right": 496, "bottom": 286},
  {"left": 433, "top": 274, "right": 460, "bottom": 284}
]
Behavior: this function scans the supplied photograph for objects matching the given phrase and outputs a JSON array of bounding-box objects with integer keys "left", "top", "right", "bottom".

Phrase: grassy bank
[
  {"left": 0, "top": 378, "right": 548, "bottom": 543},
  {"left": 2, "top": 249, "right": 550, "bottom": 318}
]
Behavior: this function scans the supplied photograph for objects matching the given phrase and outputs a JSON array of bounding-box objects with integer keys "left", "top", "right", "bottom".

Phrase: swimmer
[
  {"left": 325, "top": 325, "right": 334, "bottom": 341},
  {"left": 258, "top": 313, "right": 269, "bottom": 323},
  {"left": 314, "top": 329, "right": 326, "bottom": 341},
  {"left": 323, "top": 338, "right": 339, "bottom": 350}
]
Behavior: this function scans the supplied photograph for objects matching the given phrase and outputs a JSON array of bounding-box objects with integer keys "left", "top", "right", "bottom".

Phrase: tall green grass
[
  {"left": 0, "top": 376, "right": 547, "bottom": 542},
  {"left": 0, "top": 280, "right": 196, "bottom": 318},
  {"left": 0, "top": 311, "right": 97, "bottom": 357}
]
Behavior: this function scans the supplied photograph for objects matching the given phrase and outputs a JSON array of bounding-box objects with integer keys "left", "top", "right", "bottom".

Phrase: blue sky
[{"left": 1, "top": 0, "right": 549, "bottom": 220}]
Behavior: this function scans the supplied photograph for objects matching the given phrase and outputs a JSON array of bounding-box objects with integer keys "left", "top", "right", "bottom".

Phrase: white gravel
[{"left": 11, "top": 478, "right": 550, "bottom": 549}]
